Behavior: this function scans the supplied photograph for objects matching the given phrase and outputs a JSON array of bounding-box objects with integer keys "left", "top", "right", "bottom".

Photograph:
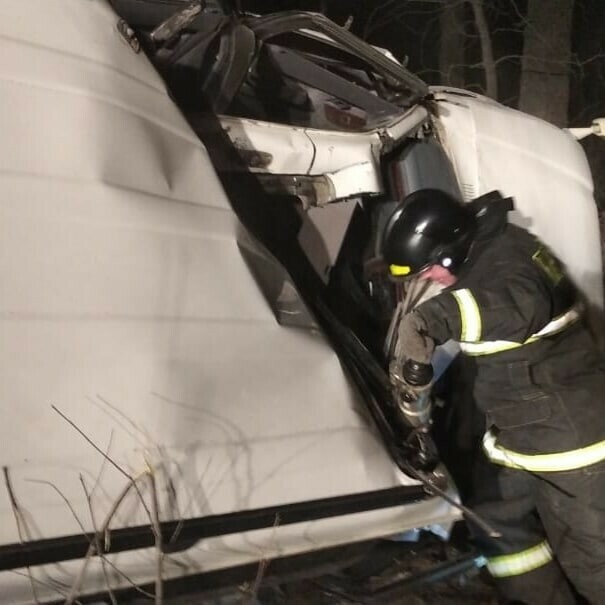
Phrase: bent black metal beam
[
  {"left": 0, "top": 483, "right": 433, "bottom": 571},
  {"left": 40, "top": 538, "right": 377, "bottom": 604}
]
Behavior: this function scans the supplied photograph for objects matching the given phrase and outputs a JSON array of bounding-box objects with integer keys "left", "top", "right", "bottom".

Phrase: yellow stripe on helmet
[{"left": 389, "top": 264, "right": 411, "bottom": 276}]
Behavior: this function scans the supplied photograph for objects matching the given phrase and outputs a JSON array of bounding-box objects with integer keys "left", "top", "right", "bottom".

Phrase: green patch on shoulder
[{"left": 532, "top": 245, "right": 564, "bottom": 285}]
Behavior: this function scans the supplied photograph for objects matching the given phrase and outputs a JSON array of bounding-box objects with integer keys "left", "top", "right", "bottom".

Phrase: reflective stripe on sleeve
[
  {"left": 459, "top": 304, "right": 581, "bottom": 356},
  {"left": 483, "top": 430, "right": 605, "bottom": 472},
  {"left": 533, "top": 305, "right": 581, "bottom": 337},
  {"left": 486, "top": 541, "right": 553, "bottom": 578},
  {"left": 451, "top": 289, "right": 482, "bottom": 342},
  {"left": 460, "top": 339, "right": 530, "bottom": 355}
]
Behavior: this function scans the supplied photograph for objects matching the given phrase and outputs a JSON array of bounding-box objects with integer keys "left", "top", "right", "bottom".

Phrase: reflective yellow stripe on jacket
[
  {"left": 451, "top": 289, "right": 482, "bottom": 342},
  {"left": 451, "top": 288, "right": 581, "bottom": 356},
  {"left": 487, "top": 541, "right": 553, "bottom": 578},
  {"left": 483, "top": 430, "right": 605, "bottom": 472}
]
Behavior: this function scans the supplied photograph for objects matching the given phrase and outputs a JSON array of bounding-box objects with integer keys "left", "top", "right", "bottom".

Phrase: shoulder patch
[{"left": 532, "top": 245, "right": 564, "bottom": 285}]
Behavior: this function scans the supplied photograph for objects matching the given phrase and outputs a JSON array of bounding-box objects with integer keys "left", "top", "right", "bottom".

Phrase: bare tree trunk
[
  {"left": 519, "top": 0, "right": 574, "bottom": 126},
  {"left": 469, "top": 0, "right": 497, "bottom": 99},
  {"left": 439, "top": 0, "right": 466, "bottom": 88}
]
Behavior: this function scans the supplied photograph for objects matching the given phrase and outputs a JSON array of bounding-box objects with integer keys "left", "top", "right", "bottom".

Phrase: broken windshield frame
[
  {"left": 129, "top": 7, "right": 429, "bottom": 131},
  {"left": 221, "top": 11, "right": 429, "bottom": 131},
  {"left": 245, "top": 11, "right": 428, "bottom": 103}
]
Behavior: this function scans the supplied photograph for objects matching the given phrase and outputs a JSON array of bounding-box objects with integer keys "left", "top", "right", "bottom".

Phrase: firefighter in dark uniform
[{"left": 381, "top": 189, "right": 605, "bottom": 605}]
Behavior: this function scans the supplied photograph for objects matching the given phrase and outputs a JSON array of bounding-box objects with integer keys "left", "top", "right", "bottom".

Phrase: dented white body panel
[
  {"left": 432, "top": 87, "right": 603, "bottom": 312},
  {"left": 0, "top": 1, "right": 457, "bottom": 603},
  {"left": 0, "top": 1, "right": 602, "bottom": 603}
]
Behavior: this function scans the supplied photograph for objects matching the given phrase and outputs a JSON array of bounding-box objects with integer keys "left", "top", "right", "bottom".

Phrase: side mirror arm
[{"left": 566, "top": 118, "right": 605, "bottom": 140}]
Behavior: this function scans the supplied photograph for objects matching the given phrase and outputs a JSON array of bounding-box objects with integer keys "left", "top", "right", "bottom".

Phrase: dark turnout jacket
[{"left": 414, "top": 195, "right": 605, "bottom": 458}]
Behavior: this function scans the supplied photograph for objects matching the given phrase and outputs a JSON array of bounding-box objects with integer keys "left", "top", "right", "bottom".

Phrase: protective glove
[{"left": 395, "top": 311, "right": 435, "bottom": 366}]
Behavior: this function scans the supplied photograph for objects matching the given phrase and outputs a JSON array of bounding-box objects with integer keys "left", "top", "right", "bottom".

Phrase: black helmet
[{"left": 381, "top": 189, "right": 476, "bottom": 277}]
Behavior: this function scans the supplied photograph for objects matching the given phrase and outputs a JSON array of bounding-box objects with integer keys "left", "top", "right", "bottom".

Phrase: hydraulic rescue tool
[
  {"left": 388, "top": 357, "right": 499, "bottom": 537},
  {"left": 390, "top": 359, "right": 433, "bottom": 429},
  {"left": 389, "top": 358, "right": 439, "bottom": 472},
  {"left": 312, "top": 299, "right": 500, "bottom": 537}
]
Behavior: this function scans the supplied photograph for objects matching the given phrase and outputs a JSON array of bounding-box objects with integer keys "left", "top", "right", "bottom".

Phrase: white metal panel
[
  {"left": 0, "top": 2, "right": 458, "bottom": 601},
  {"left": 220, "top": 105, "right": 429, "bottom": 203},
  {"left": 298, "top": 201, "right": 358, "bottom": 282},
  {"left": 434, "top": 90, "right": 604, "bottom": 311},
  {"left": 218, "top": 116, "right": 316, "bottom": 175}
]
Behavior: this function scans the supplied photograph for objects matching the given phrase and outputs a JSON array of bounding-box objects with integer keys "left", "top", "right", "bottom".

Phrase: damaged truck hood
[{"left": 0, "top": 2, "right": 458, "bottom": 603}]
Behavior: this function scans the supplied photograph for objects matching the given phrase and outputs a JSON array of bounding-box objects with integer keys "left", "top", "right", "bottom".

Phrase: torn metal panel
[
  {"left": 220, "top": 105, "right": 429, "bottom": 205},
  {"left": 326, "top": 162, "right": 381, "bottom": 198},
  {"left": 219, "top": 115, "right": 316, "bottom": 175},
  {"left": 256, "top": 173, "right": 336, "bottom": 208},
  {"left": 379, "top": 104, "right": 431, "bottom": 151}
]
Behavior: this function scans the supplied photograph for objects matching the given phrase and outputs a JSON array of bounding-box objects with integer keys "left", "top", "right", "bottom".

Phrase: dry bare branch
[
  {"left": 52, "top": 406, "right": 132, "bottom": 483},
  {"left": 25, "top": 476, "right": 120, "bottom": 604},
  {"left": 3, "top": 466, "right": 41, "bottom": 604},
  {"left": 65, "top": 475, "right": 148, "bottom": 604},
  {"left": 96, "top": 394, "right": 153, "bottom": 445},
  {"left": 242, "top": 513, "right": 281, "bottom": 605},
  {"left": 102, "top": 561, "right": 156, "bottom": 599},
  {"left": 9, "top": 570, "right": 79, "bottom": 604},
  {"left": 80, "top": 475, "right": 117, "bottom": 605},
  {"left": 90, "top": 429, "right": 115, "bottom": 499},
  {"left": 148, "top": 470, "right": 164, "bottom": 605},
  {"left": 50, "top": 405, "right": 132, "bottom": 480},
  {"left": 43, "top": 475, "right": 155, "bottom": 602},
  {"left": 26, "top": 479, "right": 87, "bottom": 534},
  {"left": 363, "top": 0, "right": 400, "bottom": 39},
  {"left": 51, "top": 405, "right": 153, "bottom": 521},
  {"left": 87, "top": 396, "right": 146, "bottom": 449}
]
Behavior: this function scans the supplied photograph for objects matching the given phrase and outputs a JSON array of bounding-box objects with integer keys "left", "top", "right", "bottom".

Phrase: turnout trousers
[
  {"left": 470, "top": 347, "right": 605, "bottom": 605},
  {"left": 466, "top": 329, "right": 605, "bottom": 604},
  {"left": 472, "top": 455, "right": 605, "bottom": 604}
]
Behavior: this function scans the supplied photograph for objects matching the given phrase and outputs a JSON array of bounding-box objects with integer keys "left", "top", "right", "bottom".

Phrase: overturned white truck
[{"left": 0, "top": 1, "right": 602, "bottom": 603}]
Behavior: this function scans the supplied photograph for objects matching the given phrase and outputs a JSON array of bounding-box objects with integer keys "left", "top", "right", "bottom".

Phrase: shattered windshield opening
[
  {"left": 125, "top": 6, "right": 428, "bottom": 132},
  {"left": 264, "top": 30, "right": 419, "bottom": 106},
  {"left": 229, "top": 31, "right": 413, "bottom": 131}
]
